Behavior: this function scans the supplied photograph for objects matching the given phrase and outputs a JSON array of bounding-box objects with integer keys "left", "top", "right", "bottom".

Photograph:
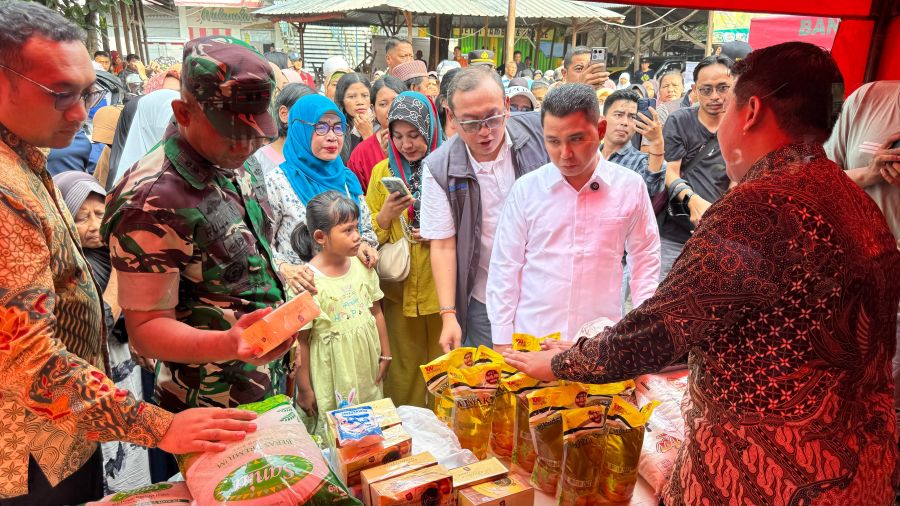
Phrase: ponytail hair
[{"left": 290, "top": 190, "right": 361, "bottom": 262}]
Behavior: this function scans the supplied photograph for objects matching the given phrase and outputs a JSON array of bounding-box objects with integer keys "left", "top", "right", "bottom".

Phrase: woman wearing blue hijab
[
  {"left": 266, "top": 94, "right": 379, "bottom": 296},
  {"left": 365, "top": 91, "right": 444, "bottom": 407}
]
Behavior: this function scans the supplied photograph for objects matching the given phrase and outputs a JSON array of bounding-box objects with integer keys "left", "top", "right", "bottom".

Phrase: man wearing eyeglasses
[
  {"left": 0, "top": 5, "right": 259, "bottom": 504},
  {"left": 421, "top": 66, "right": 549, "bottom": 352},
  {"left": 658, "top": 54, "right": 734, "bottom": 280},
  {"left": 102, "top": 36, "right": 294, "bottom": 416}
]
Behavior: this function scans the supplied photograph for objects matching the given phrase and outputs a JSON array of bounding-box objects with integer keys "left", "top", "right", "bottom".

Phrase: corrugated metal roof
[{"left": 254, "top": 0, "right": 623, "bottom": 24}]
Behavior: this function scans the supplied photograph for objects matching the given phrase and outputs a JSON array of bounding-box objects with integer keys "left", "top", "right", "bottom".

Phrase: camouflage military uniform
[{"left": 102, "top": 124, "right": 285, "bottom": 411}]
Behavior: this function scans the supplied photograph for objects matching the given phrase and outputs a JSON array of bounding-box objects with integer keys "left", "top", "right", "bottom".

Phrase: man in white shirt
[
  {"left": 487, "top": 83, "right": 661, "bottom": 350},
  {"left": 421, "top": 67, "right": 549, "bottom": 352}
]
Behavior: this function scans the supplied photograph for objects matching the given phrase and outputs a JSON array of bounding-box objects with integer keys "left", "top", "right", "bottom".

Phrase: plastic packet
[
  {"left": 503, "top": 373, "right": 559, "bottom": 477},
  {"left": 333, "top": 405, "right": 384, "bottom": 449},
  {"left": 420, "top": 347, "right": 477, "bottom": 422},
  {"left": 558, "top": 405, "right": 609, "bottom": 506},
  {"left": 448, "top": 362, "right": 503, "bottom": 459},
  {"left": 600, "top": 397, "right": 658, "bottom": 502},
  {"left": 472, "top": 346, "right": 517, "bottom": 459},
  {"left": 635, "top": 369, "right": 689, "bottom": 495},
  {"left": 178, "top": 395, "right": 361, "bottom": 506},
  {"left": 396, "top": 406, "right": 478, "bottom": 468},
  {"left": 511, "top": 332, "right": 561, "bottom": 352},
  {"left": 84, "top": 482, "right": 193, "bottom": 505}
]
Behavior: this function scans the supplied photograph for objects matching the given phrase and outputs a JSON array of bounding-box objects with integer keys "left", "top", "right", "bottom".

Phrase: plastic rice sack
[
  {"left": 421, "top": 347, "right": 477, "bottom": 423},
  {"left": 85, "top": 482, "right": 193, "bottom": 505},
  {"left": 503, "top": 373, "right": 559, "bottom": 477},
  {"left": 448, "top": 362, "right": 503, "bottom": 459},
  {"left": 600, "top": 397, "right": 658, "bottom": 503},
  {"left": 179, "top": 395, "right": 361, "bottom": 506},
  {"left": 635, "top": 369, "right": 689, "bottom": 495},
  {"left": 527, "top": 381, "right": 636, "bottom": 495},
  {"left": 511, "top": 332, "right": 561, "bottom": 352}
]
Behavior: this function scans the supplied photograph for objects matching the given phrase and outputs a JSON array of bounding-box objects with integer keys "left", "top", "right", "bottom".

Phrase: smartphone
[
  {"left": 591, "top": 47, "right": 607, "bottom": 72},
  {"left": 381, "top": 176, "right": 412, "bottom": 197},
  {"left": 637, "top": 98, "right": 657, "bottom": 120}
]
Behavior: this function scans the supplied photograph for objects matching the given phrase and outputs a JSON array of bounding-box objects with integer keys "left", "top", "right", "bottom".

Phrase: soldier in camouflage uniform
[{"left": 102, "top": 36, "right": 293, "bottom": 412}]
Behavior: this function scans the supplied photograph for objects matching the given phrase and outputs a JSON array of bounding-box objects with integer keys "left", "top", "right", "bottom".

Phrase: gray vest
[{"left": 425, "top": 111, "right": 549, "bottom": 337}]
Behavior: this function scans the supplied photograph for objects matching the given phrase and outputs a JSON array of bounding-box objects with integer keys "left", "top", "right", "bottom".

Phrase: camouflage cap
[{"left": 182, "top": 35, "right": 277, "bottom": 139}]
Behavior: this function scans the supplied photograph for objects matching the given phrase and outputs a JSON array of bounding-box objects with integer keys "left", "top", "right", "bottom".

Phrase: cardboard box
[
  {"left": 327, "top": 398, "right": 402, "bottom": 448},
  {"left": 360, "top": 452, "right": 438, "bottom": 506},
  {"left": 335, "top": 424, "right": 413, "bottom": 487},
  {"left": 450, "top": 458, "right": 509, "bottom": 492},
  {"left": 370, "top": 465, "right": 454, "bottom": 506},
  {"left": 458, "top": 475, "right": 535, "bottom": 506}
]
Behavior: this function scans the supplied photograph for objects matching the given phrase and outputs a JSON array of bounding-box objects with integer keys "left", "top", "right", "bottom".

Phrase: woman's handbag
[{"left": 376, "top": 214, "right": 411, "bottom": 282}]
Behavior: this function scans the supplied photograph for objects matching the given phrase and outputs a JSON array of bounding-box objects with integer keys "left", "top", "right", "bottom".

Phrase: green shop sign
[{"left": 200, "top": 8, "right": 255, "bottom": 25}]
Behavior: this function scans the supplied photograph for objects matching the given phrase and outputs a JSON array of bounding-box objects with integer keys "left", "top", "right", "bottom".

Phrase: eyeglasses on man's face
[
  {"left": 297, "top": 119, "right": 345, "bottom": 137},
  {"left": 697, "top": 84, "right": 732, "bottom": 97},
  {"left": 0, "top": 64, "right": 104, "bottom": 111},
  {"left": 455, "top": 112, "right": 508, "bottom": 134}
]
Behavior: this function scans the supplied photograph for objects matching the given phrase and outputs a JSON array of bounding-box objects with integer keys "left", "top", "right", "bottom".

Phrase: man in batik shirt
[
  {"left": 103, "top": 36, "right": 293, "bottom": 412},
  {"left": 506, "top": 42, "right": 900, "bottom": 506},
  {"left": 0, "top": 5, "right": 256, "bottom": 504}
]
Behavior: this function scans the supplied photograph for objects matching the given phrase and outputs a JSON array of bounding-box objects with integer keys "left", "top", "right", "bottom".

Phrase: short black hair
[
  {"left": 514, "top": 50, "right": 522, "bottom": 56},
  {"left": 405, "top": 75, "right": 426, "bottom": 89},
  {"left": 541, "top": 83, "right": 599, "bottom": 125},
  {"left": 334, "top": 72, "right": 372, "bottom": 119},
  {"left": 437, "top": 67, "right": 461, "bottom": 126},
  {"left": 275, "top": 82, "right": 316, "bottom": 138},
  {"left": 385, "top": 37, "right": 411, "bottom": 54},
  {"left": 602, "top": 89, "right": 640, "bottom": 116},
  {"left": 0, "top": 1, "right": 85, "bottom": 69},
  {"left": 693, "top": 54, "right": 734, "bottom": 83},
  {"left": 732, "top": 41, "right": 843, "bottom": 143},
  {"left": 447, "top": 66, "right": 504, "bottom": 111},
  {"left": 126, "top": 53, "right": 139, "bottom": 62},
  {"left": 94, "top": 50, "right": 110, "bottom": 59},
  {"left": 264, "top": 51, "right": 289, "bottom": 70},
  {"left": 563, "top": 46, "right": 592, "bottom": 69},
  {"left": 372, "top": 75, "right": 406, "bottom": 106}
]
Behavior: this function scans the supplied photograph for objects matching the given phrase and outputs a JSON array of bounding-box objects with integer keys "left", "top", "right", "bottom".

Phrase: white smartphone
[
  {"left": 381, "top": 176, "right": 411, "bottom": 197},
  {"left": 591, "top": 47, "right": 608, "bottom": 72}
]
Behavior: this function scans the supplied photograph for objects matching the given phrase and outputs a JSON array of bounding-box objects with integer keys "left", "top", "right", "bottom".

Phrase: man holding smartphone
[{"left": 558, "top": 46, "right": 613, "bottom": 90}]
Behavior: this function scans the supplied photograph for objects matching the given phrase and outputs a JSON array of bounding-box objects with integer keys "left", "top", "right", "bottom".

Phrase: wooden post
[
  {"left": 112, "top": 10, "right": 123, "bottom": 55},
  {"left": 570, "top": 19, "right": 577, "bottom": 47},
  {"left": 505, "top": 0, "right": 517, "bottom": 68},
  {"left": 137, "top": 0, "right": 150, "bottom": 61},
  {"left": 705, "top": 10, "right": 715, "bottom": 56},
  {"left": 120, "top": 3, "right": 132, "bottom": 56},
  {"left": 129, "top": 2, "right": 141, "bottom": 61},
  {"left": 532, "top": 19, "right": 543, "bottom": 66},
  {"left": 633, "top": 6, "right": 641, "bottom": 72},
  {"left": 404, "top": 10, "right": 413, "bottom": 42},
  {"left": 483, "top": 16, "right": 489, "bottom": 50},
  {"left": 549, "top": 25, "right": 557, "bottom": 70}
]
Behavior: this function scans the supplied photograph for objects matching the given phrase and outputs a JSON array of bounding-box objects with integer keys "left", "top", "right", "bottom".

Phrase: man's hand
[
  {"left": 226, "top": 308, "right": 295, "bottom": 366},
  {"left": 635, "top": 107, "right": 663, "bottom": 147},
  {"left": 157, "top": 407, "right": 258, "bottom": 454},
  {"left": 439, "top": 316, "right": 463, "bottom": 353},
  {"left": 501, "top": 349, "right": 561, "bottom": 381},
  {"left": 296, "top": 386, "right": 318, "bottom": 419},
  {"left": 574, "top": 63, "right": 610, "bottom": 90},
  {"left": 872, "top": 134, "right": 900, "bottom": 187},
  {"left": 358, "top": 242, "right": 379, "bottom": 269},
  {"left": 279, "top": 263, "right": 317, "bottom": 295},
  {"left": 687, "top": 195, "right": 712, "bottom": 227}
]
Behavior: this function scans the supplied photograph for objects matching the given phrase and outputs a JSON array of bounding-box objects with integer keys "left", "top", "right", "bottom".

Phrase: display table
[{"left": 533, "top": 476, "right": 658, "bottom": 506}]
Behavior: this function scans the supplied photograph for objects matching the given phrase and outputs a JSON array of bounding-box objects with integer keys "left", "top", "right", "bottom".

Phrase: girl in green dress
[{"left": 292, "top": 190, "right": 392, "bottom": 440}]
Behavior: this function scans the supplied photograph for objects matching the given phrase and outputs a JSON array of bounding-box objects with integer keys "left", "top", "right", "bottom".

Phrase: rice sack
[
  {"left": 421, "top": 347, "right": 477, "bottom": 422},
  {"left": 178, "top": 395, "right": 361, "bottom": 506},
  {"left": 448, "top": 362, "right": 502, "bottom": 459},
  {"left": 635, "top": 369, "right": 689, "bottom": 495},
  {"left": 84, "top": 482, "right": 193, "bottom": 505}
]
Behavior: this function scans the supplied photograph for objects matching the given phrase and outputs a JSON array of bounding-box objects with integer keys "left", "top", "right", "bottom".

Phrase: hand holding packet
[{"left": 241, "top": 291, "right": 320, "bottom": 355}]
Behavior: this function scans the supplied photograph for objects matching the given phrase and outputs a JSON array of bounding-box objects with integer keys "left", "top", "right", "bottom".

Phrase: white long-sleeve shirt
[{"left": 486, "top": 156, "right": 661, "bottom": 344}]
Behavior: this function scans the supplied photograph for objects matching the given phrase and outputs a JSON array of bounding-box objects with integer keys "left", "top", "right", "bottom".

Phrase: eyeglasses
[
  {"left": 509, "top": 105, "right": 533, "bottom": 113},
  {"left": 297, "top": 119, "right": 345, "bottom": 137},
  {"left": 0, "top": 64, "right": 105, "bottom": 111},
  {"left": 697, "top": 84, "right": 732, "bottom": 97},
  {"left": 455, "top": 112, "right": 507, "bottom": 134}
]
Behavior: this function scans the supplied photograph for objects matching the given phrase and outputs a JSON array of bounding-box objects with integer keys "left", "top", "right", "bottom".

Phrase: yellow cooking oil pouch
[
  {"left": 420, "top": 347, "right": 477, "bottom": 422},
  {"left": 448, "top": 362, "right": 503, "bottom": 459}
]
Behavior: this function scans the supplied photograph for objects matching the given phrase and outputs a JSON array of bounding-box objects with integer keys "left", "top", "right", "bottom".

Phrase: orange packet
[{"left": 241, "top": 292, "right": 320, "bottom": 355}]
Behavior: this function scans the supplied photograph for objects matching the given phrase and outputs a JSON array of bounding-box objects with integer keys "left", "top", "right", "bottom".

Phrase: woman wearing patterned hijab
[{"left": 365, "top": 91, "right": 444, "bottom": 407}]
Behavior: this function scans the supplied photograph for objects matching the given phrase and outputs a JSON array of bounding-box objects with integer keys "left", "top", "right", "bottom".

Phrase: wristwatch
[{"left": 683, "top": 192, "right": 695, "bottom": 206}]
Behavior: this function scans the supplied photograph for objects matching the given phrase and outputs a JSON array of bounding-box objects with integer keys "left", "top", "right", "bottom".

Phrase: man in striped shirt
[{"left": 599, "top": 89, "right": 666, "bottom": 198}]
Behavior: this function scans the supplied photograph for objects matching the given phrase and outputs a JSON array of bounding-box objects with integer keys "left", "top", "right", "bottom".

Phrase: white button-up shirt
[
  {"left": 486, "top": 155, "right": 661, "bottom": 344},
  {"left": 420, "top": 133, "right": 516, "bottom": 303}
]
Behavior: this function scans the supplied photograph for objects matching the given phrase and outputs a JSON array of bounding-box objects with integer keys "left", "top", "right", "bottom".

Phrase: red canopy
[{"left": 591, "top": 0, "right": 898, "bottom": 94}]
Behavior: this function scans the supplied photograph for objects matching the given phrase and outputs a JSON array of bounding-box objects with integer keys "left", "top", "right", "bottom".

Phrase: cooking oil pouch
[
  {"left": 420, "top": 347, "right": 477, "bottom": 422},
  {"left": 473, "top": 345, "right": 517, "bottom": 376},
  {"left": 599, "top": 397, "right": 658, "bottom": 503},
  {"left": 471, "top": 346, "right": 516, "bottom": 459},
  {"left": 527, "top": 381, "right": 636, "bottom": 495},
  {"left": 558, "top": 405, "right": 610, "bottom": 506},
  {"left": 448, "top": 362, "right": 503, "bottom": 459},
  {"left": 503, "top": 373, "right": 558, "bottom": 477},
  {"left": 511, "top": 332, "right": 561, "bottom": 352}
]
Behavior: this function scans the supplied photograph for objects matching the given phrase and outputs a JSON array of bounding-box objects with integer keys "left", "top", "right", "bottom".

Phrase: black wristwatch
[{"left": 683, "top": 192, "right": 695, "bottom": 206}]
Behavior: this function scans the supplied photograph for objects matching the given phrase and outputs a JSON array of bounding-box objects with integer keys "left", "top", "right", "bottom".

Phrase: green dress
[{"left": 302, "top": 258, "right": 384, "bottom": 440}]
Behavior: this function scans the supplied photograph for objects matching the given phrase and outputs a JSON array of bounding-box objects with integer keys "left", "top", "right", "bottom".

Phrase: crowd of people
[{"left": 1, "top": 0, "right": 900, "bottom": 505}]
